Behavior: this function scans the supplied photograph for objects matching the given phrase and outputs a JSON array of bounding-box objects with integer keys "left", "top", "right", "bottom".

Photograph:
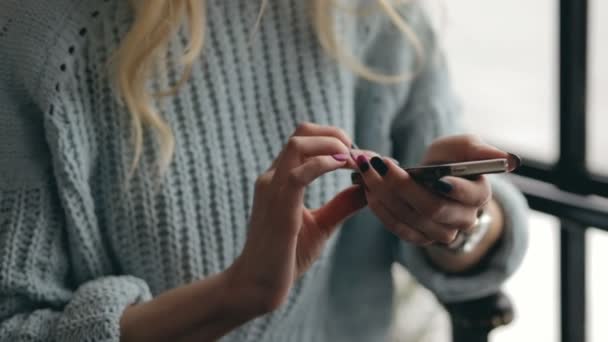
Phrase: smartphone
[
  {"left": 351, "top": 158, "right": 513, "bottom": 185},
  {"left": 405, "top": 158, "right": 510, "bottom": 181}
]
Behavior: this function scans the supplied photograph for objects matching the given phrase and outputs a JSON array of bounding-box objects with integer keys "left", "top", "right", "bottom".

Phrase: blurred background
[{"left": 390, "top": 0, "right": 608, "bottom": 341}]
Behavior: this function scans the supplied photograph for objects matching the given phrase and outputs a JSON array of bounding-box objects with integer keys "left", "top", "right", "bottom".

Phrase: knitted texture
[{"left": 0, "top": 1, "right": 528, "bottom": 341}]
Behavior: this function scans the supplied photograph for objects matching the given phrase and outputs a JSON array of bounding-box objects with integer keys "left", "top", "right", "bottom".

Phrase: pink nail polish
[{"left": 332, "top": 153, "right": 349, "bottom": 162}]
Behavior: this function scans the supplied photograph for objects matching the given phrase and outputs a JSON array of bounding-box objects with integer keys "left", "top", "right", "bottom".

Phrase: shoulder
[
  {"left": 359, "top": 1, "right": 438, "bottom": 67},
  {"left": 396, "top": 1, "right": 438, "bottom": 44},
  {"left": 0, "top": 0, "right": 123, "bottom": 185},
  {"left": 0, "top": 0, "right": 124, "bottom": 102},
  {"left": 0, "top": 0, "right": 85, "bottom": 75}
]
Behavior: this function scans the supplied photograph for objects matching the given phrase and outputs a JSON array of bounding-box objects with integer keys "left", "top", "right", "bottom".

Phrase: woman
[{"left": 0, "top": 0, "right": 528, "bottom": 341}]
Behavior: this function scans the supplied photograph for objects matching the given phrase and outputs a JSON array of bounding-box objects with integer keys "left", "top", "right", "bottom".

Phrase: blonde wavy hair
[{"left": 114, "top": 0, "right": 423, "bottom": 174}]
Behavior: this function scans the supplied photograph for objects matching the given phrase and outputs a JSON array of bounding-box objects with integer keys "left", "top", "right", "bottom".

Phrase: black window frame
[{"left": 506, "top": 0, "right": 608, "bottom": 341}]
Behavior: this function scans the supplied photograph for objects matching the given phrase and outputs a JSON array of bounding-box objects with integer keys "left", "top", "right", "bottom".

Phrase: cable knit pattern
[{"left": 0, "top": 0, "right": 528, "bottom": 341}]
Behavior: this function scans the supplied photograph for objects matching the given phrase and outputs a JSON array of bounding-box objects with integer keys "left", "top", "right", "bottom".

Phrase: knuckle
[
  {"left": 287, "top": 171, "right": 304, "bottom": 187},
  {"left": 473, "top": 192, "right": 491, "bottom": 208},
  {"left": 306, "top": 157, "right": 327, "bottom": 172},
  {"left": 366, "top": 195, "right": 380, "bottom": 209},
  {"left": 334, "top": 127, "right": 351, "bottom": 144},
  {"left": 325, "top": 137, "right": 344, "bottom": 153},
  {"left": 462, "top": 134, "right": 481, "bottom": 146},
  {"left": 437, "top": 229, "right": 458, "bottom": 244},
  {"left": 295, "top": 122, "right": 314, "bottom": 134},
  {"left": 254, "top": 174, "right": 271, "bottom": 191},
  {"left": 286, "top": 137, "right": 301, "bottom": 152},
  {"left": 422, "top": 202, "right": 446, "bottom": 221},
  {"left": 397, "top": 225, "right": 415, "bottom": 241},
  {"left": 331, "top": 136, "right": 346, "bottom": 149},
  {"left": 315, "top": 156, "right": 332, "bottom": 169},
  {"left": 398, "top": 227, "right": 427, "bottom": 245},
  {"left": 457, "top": 216, "right": 477, "bottom": 231}
]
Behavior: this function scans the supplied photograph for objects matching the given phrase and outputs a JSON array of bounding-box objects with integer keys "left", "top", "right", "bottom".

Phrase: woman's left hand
[{"left": 355, "top": 134, "right": 512, "bottom": 246}]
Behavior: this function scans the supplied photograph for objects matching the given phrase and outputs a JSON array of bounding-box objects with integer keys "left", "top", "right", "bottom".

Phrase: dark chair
[{"left": 442, "top": 291, "right": 514, "bottom": 342}]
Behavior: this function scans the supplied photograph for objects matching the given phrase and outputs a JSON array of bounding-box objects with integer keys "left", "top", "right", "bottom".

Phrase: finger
[
  {"left": 433, "top": 176, "right": 492, "bottom": 207},
  {"left": 292, "top": 122, "right": 353, "bottom": 147},
  {"left": 311, "top": 185, "right": 367, "bottom": 234},
  {"left": 356, "top": 157, "right": 451, "bottom": 243},
  {"left": 275, "top": 156, "right": 348, "bottom": 223},
  {"left": 366, "top": 196, "right": 432, "bottom": 245},
  {"left": 350, "top": 150, "right": 399, "bottom": 166},
  {"left": 274, "top": 136, "right": 350, "bottom": 177},
  {"left": 358, "top": 156, "right": 472, "bottom": 240},
  {"left": 284, "top": 155, "right": 347, "bottom": 190},
  {"left": 378, "top": 158, "right": 472, "bottom": 226},
  {"left": 353, "top": 154, "right": 384, "bottom": 189},
  {"left": 347, "top": 150, "right": 398, "bottom": 183},
  {"left": 369, "top": 187, "right": 462, "bottom": 244},
  {"left": 423, "top": 134, "right": 509, "bottom": 164},
  {"left": 270, "top": 123, "right": 353, "bottom": 170}
]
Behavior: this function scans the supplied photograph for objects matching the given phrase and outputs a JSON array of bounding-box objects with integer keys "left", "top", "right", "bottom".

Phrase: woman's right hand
[
  {"left": 227, "top": 122, "right": 367, "bottom": 313},
  {"left": 120, "top": 123, "right": 366, "bottom": 342}
]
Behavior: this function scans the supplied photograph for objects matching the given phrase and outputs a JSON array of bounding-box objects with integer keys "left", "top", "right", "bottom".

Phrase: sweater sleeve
[
  {"left": 1, "top": 2, "right": 153, "bottom": 340},
  {"left": 0, "top": 83, "right": 151, "bottom": 342},
  {"left": 387, "top": 8, "right": 529, "bottom": 302}
]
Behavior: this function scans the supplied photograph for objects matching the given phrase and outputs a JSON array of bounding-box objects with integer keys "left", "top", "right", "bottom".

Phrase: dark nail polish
[
  {"left": 351, "top": 172, "right": 363, "bottom": 185},
  {"left": 356, "top": 155, "right": 370, "bottom": 173},
  {"left": 507, "top": 153, "right": 522, "bottom": 172},
  {"left": 370, "top": 156, "right": 388, "bottom": 176},
  {"left": 433, "top": 179, "right": 453, "bottom": 194}
]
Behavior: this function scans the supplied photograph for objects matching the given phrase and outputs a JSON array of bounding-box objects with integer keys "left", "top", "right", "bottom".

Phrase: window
[
  {"left": 588, "top": 228, "right": 608, "bottom": 342},
  {"left": 444, "top": 0, "right": 558, "bottom": 163},
  {"left": 588, "top": 0, "right": 608, "bottom": 174},
  {"left": 443, "top": 0, "right": 608, "bottom": 341}
]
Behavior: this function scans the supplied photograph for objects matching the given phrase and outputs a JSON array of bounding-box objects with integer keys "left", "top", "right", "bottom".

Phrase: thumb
[
  {"left": 423, "top": 135, "right": 510, "bottom": 164},
  {"left": 311, "top": 185, "right": 367, "bottom": 234}
]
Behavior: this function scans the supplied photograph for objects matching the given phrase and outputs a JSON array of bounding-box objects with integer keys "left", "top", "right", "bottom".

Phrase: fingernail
[
  {"left": 507, "top": 153, "right": 522, "bottom": 172},
  {"left": 370, "top": 156, "right": 388, "bottom": 176},
  {"left": 332, "top": 153, "right": 349, "bottom": 162},
  {"left": 356, "top": 155, "right": 370, "bottom": 173},
  {"left": 433, "top": 179, "right": 453, "bottom": 194},
  {"left": 351, "top": 172, "right": 363, "bottom": 185}
]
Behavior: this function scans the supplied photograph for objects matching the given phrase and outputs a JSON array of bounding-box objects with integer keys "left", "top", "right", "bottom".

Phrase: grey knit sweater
[{"left": 0, "top": 0, "right": 528, "bottom": 341}]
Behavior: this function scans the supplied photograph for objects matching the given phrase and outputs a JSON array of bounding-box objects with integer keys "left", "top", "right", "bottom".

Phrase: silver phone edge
[{"left": 449, "top": 159, "right": 508, "bottom": 177}]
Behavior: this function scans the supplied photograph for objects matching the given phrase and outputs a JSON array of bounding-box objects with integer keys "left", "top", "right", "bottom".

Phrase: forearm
[
  {"left": 425, "top": 198, "right": 505, "bottom": 273},
  {"left": 120, "top": 268, "right": 263, "bottom": 342}
]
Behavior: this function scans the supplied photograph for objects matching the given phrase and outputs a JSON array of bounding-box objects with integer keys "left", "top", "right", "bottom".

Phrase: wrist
[
  {"left": 223, "top": 257, "right": 285, "bottom": 318},
  {"left": 119, "top": 267, "right": 267, "bottom": 342}
]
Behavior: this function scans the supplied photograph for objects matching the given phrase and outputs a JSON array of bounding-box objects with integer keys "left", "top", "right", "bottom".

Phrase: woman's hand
[
  {"left": 227, "top": 123, "right": 366, "bottom": 313},
  {"left": 121, "top": 125, "right": 365, "bottom": 342},
  {"left": 354, "top": 135, "right": 510, "bottom": 251}
]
